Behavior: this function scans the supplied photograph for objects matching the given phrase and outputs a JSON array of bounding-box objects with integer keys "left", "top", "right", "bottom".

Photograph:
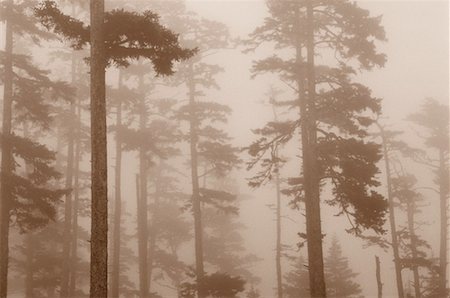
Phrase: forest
[{"left": 0, "top": 0, "right": 448, "bottom": 297}]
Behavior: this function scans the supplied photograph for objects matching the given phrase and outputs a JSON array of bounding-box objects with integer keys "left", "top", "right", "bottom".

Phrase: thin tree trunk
[
  {"left": 304, "top": 2, "right": 326, "bottom": 296},
  {"left": 137, "top": 75, "right": 149, "bottom": 298},
  {"left": 147, "top": 174, "right": 159, "bottom": 295},
  {"left": 378, "top": 125, "right": 404, "bottom": 298},
  {"left": 275, "top": 168, "right": 283, "bottom": 298},
  {"left": 271, "top": 101, "right": 283, "bottom": 298},
  {"left": 438, "top": 149, "right": 448, "bottom": 297},
  {"left": 405, "top": 196, "right": 421, "bottom": 298},
  {"left": 188, "top": 61, "right": 205, "bottom": 298},
  {"left": 111, "top": 71, "right": 123, "bottom": 298},
  {"left": 0, "top": 1, "right": 14, "bottom": 295},
  {"left": 375, "top": 256, "right": 382, "bottom": 298},
  {"left": 69, "top": 101, "right": 82, "bottom": 297},
  {"left": 89, "top": 0, "right": 108, "bottom": 296}
]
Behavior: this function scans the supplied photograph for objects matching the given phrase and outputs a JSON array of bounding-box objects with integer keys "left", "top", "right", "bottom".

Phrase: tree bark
[
  {"left": 375, "top": 256, "right": 382, "bottom": 298},
  {"left": 89, "top": 0, "right": 108, "bottom": 296},
  {"left": 137, "top": 75, "right": 149, "bottom": 298},
  {"left": 304, "top": 2, "right": 326, "bottom": 296},
  {"left": 0, "top": 1, "right": 14, "bottom": 295},
  {"left": 378, "top": 125, "right": 404, "bottom": 298},
  {"left": 188, "top": 61, "right": 205, "bottom": 298},
  {"left": 111, "top": 71, "right": 123, "bottom": 298}
]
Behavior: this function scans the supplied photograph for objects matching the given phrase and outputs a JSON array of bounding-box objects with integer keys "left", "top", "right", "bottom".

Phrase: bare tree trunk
[
  {"left": 375, "top": 256, "right": 382, "bottom": 298},
  {"left": 137, "top": 75, "right": 149, "bottom": 298},
  {"left": 148, "top": 162, "right": 161, "bottom": 295},
  {"left": 438, "top": 149, "right": 448, "bottom": 297},
  {"left": 111, "top": 71, "right": 123, "bottom": 298},
  {"left": 0, "top": 1, "right": 14, "bottom": 296},
  {"left": 188, "top": 61, "right": 205, "bottom": 298},
  {"left": 89, "top": 0, "right": 108, "bottom": 296},
  {"left": 304, "top": 2, "right": 326, "bottom": 296},
  {"left": 405, "top": 196, "right": 421, "bottom": 298},
  {"left": 379, "top": 125, "right": 404, "bottom": 298},
  {"left": 275, "top": 168, "right": 283, "bottom": 298},
  {"left": 61, "top": 52, "right": 77, "bottom": 298},
  {"left": 69, "top": 101, "right": 82, "bottom": 297},
  {"left": 271, "top": 101, "right": 283, "bottom": 298}
]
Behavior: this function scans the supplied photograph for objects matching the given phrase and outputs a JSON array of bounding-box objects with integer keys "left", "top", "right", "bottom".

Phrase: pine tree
[
  {"left": 325, "top": 237, "right": 362, "bottom": 298},
  {"left": 0, "top": 1, "right": 71, "bottom": 295},
  {"left": 283, "top": 255, "right": 310, "bottom": 298},
  {"left": 245, "top": 1, "right": 388, "bottom": 295},
  {"left": 407, "top": 98, "right": 449, "bottom": 297},
  {"left": 35, "top": 1, "right": 194, "bottom": 295}
]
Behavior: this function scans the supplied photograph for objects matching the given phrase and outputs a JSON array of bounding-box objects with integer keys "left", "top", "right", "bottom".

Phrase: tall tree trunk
[
  {"left": 69, "top": 101, "right": 82, "bottom": 297},
  {"left": 137, "top": 75, "right": 149, "bottom": 298},
  {"left": 378, "top": 125, "right": 404, "bottom": 298},
  {"left": 111, "top": 71, "right": 123, "bottom": 298},
  {"left": 271, "top": 102, "right": 283, "bottom": 298},
  {"left": 375, "top": 256, "right": 382, "bottom": 298},
  {"left": 275, "top": 168, "right": 283, "bottom": 298},
  {"left": 406, "top": 197, "right": 421, "bottom": 298},
  {"left": 25, "top": 234, "right": 34, "bottom": 298},
  {"left": 0, "top": 1, "right": 14, "bottom": 296},
  {"left": 61, "top": 53, "right": 77, "bottom": 298},
  {"left": 188, "top": 61, "right": 205, "bottom": 298},
  {"left": 148, "top": 162, "right": 161, "bottom": 295},
  {"left": 438, "top": 148, "right": 448, "bottom": 297},
  {"left": 304, "top": 2, "right": 326, "bottom": 296},
  {"left": 89, "top": 0, "right": 108, "bottom": 296}
]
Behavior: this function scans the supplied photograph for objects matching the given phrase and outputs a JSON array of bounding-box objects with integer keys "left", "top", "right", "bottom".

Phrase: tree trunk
[
  {"left": 272, "top": 103, "right": 283, "bottom": 298},
  {"left": 89, "top": 0, "right": 108, "bottom": 296},
  {"left": 188, "top": 61, "right": 205, "bottom": 298},
  {"left": 379, "top": 125, "right": 404, "bottom": 298},
  {"left": 0, "top": 1, "right": 14, "bottom": 295},
  {"left": 148, "top": 162, "right": 161, "bottom": 295},
  {"left": 111, "top": 71, "right": 123, "bottom": 298},
  {"left": 137, "top": 75, "right": 149, "bottom": 298},
  {"left": 375, "top": 256, "right": 382, "bottom": 298},
  {"left": 439, "top": 148, "right": 448, "bottom": 297},
  {"left": 406, "top": 196, "right": 421, "bottom": 298},
  {"left": 69, "top": 101, "right": 82, "bottom": 297},
  {"left": 25, "top": 233, "right": 34, "bottom": 298},
  {"left": 275, "top": 168, "right": 283, "bottom": 298},
  {"left": 304, "top": 2, "right": 326, "bottom": 297},
  {"left": 61, "top": 53, "right": 77, "bottom": 298}
]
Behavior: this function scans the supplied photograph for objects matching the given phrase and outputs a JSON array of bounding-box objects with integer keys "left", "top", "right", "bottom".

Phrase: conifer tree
[
  {"left": 324, "top": 237, "right": 362, "bottom": 298},
  {"left": 0, "top": 1, "right": 71, "bottom": 295},
  {"left": 245, "top": 1, "right": 388, "bottom": 295},
  {"left": 407, "top": 99, "right": 449, "bottom": 297},
  {"left": 35, "top": 1, "right": 194, "bottom": 295}
]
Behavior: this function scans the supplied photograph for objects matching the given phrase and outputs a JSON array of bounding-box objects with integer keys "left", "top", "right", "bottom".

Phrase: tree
[
  {"left": 325, "top": 237, "right": 362, "bottom": 298},
  {"left": 376, "top": 123, "right": 406, "bottom": 297},
  {"left": 245, "top": 1, "right": 388, "bottom": 296},
  {"left": 283, "top": 255, "right": 310, "bottom": 298},
  {"left": 407, "top": 98, "right": 449, "bottom": 297},
  {"left": 0, "top": 2, "right": 70, "bottom": 295},
  {"left": 35, "top": 1, "right": 194, "bottom": 295}
]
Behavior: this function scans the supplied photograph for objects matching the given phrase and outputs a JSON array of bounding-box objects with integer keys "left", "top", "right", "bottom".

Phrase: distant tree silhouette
[{"left": 325, "top": 237, "right": 362, "bottom": 298}]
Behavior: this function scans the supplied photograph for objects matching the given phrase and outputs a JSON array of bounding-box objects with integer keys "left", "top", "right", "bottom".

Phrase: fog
[{"left": 0, "top": 0, "right": 448, "bottom": 297}]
